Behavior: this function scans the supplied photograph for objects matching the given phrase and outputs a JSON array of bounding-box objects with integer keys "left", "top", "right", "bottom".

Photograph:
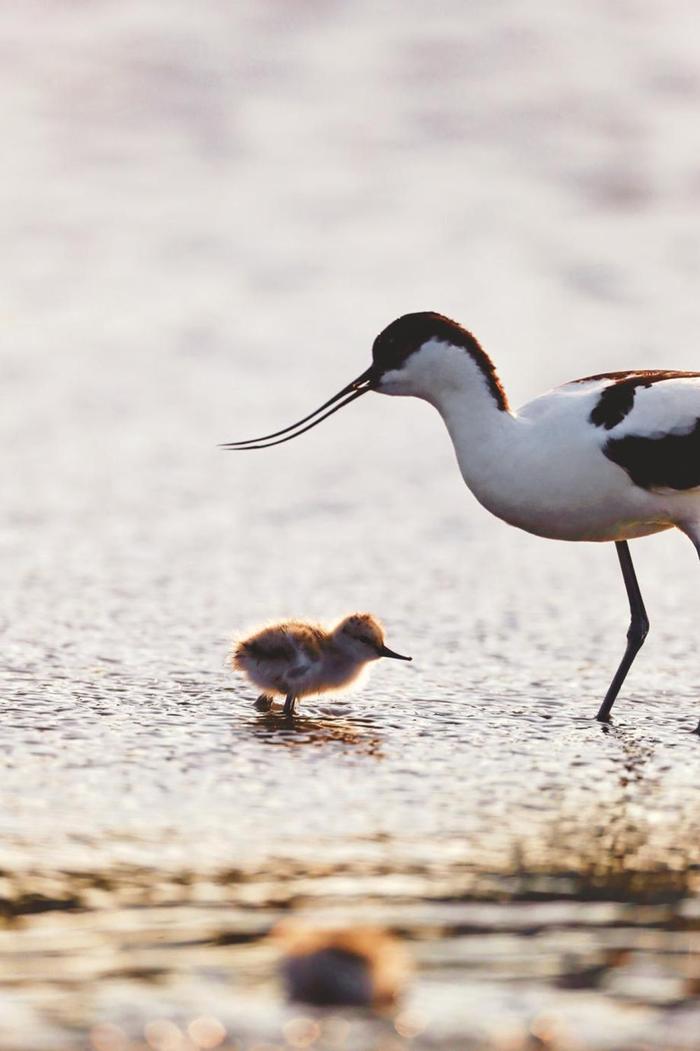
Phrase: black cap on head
[
  {"left": 371, "top": 311, "right": 508, "bottom": 410},
  {"left": 371, "top": 311, "right": 481, "bottom": 374}
]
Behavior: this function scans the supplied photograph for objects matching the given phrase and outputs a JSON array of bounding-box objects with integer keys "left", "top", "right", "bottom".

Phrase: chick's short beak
[{"left": 377, "top": 645, "right": 412, "bottom": 661}]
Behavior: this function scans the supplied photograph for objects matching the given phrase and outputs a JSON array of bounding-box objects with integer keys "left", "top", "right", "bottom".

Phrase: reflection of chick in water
[
  {"left": 233, "top": 613, "right": 411, "bottom": 715},
  {"left": 250, "top": 711, "right": 384, "bottom": 757},
  {"left": 275, "top": 924, "right": 410, "bottom": 1008}
]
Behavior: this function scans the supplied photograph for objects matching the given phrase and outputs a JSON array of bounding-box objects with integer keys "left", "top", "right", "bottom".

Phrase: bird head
[
  {"left": 334, "top": 613, "right": 411, "bottom": 663},
  {"left": 221, "top": 312, "right": 506, "bottom": 450}
]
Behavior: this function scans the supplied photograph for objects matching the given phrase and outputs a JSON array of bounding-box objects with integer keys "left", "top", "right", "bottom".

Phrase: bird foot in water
[{"left": 254, "top": 694, "right": 274, "bottom": 712}]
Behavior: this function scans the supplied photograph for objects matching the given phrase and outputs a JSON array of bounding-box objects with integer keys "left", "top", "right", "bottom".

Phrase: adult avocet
[
  {"left": 224, "top": 311, "right": 700, "bottom": 721},
  {"left": 233, "top": 613, "right": 411, "bottom": 715}
]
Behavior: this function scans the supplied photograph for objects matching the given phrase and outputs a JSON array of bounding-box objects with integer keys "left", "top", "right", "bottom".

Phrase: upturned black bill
[{"left": 220, "top": 366, "right": 376, "bottom": 450}]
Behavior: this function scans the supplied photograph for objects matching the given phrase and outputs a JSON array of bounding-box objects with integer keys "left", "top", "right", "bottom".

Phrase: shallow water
[{"left": 3, "top": 1, "right": 700, "bottom": 1048}]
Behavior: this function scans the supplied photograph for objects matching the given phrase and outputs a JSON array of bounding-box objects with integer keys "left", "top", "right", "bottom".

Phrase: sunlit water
[{"left": 3, "top": 1, "right": 700, "bottom": 1048}]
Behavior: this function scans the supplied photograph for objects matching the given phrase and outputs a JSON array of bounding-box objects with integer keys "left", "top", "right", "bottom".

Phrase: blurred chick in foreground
[{"left": 274, "top": 923, "right": 411, "bottom": 1008}]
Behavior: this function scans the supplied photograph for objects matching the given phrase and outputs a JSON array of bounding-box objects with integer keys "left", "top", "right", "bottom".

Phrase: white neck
[
  {"left": 434, "top": 380, "right": 520, "bottom": 517},
  {"left": 379, "top": 341, "right": 517, "bottom": 511}
]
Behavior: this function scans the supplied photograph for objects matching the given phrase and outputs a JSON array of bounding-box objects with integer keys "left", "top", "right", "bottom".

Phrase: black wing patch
[
  {"left": 604, "top": 418, "right": 700, "bottom": 490},
  {"left": 583, "top": 371, "right": 700, "bottom": 431},
  {"left": 589, "top": 383, "right": 637, "bottom": 429}
]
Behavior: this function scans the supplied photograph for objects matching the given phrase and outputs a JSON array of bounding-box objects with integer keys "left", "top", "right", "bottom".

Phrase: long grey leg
[
  {"left": 283, "top": 694, "right": 297, "bottom": 716},
  {"left": 596, "top": 541, "right": 650, "bottom": 722}
]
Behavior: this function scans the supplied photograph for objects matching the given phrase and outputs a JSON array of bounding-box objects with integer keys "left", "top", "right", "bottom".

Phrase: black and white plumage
[
  {"left": 585, "top": 370, "right": 700, "bottom": 491},
  {"left": 224, "top": 311, "right": 700, "bottom": 722}
]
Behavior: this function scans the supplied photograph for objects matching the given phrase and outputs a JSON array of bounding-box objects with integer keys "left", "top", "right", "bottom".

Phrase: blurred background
[{"left": 3, "top": 1, "right": 700, "bottom": 1048}]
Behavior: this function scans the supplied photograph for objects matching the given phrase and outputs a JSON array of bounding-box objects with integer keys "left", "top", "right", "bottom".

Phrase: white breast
[{"left": 447, "top": 380, "right": 679, "bottom": 542}]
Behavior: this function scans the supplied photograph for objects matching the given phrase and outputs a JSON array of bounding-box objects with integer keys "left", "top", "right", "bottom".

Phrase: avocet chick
[
  {"left": 233, "top": 613, "right": 411, "bottom": 715},
  {"left": 274, "top": 923, "right": 411, "bottom": 1008}
]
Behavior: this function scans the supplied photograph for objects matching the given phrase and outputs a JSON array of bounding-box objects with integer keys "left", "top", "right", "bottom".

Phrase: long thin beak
[
  {"left": 377, "top": 645, "right": 412, "bottom": 661},
  {"left": 220, "top": 365, "right": 376, "bottom": 450}
]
